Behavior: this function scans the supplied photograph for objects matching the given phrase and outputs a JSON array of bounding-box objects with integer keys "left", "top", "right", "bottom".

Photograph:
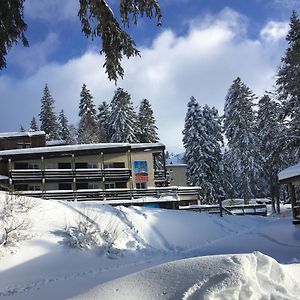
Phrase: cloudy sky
[{"left": 1, "top": 0, "right": 300, "bottom": 153}]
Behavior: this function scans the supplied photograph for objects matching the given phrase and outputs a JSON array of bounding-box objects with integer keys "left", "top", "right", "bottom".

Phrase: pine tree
[
  {"left": 19, "top": 125, "right": 25, "bottom": 132},
  {"left": 223, "top": 77, "right": 261, "bottom": 201},
  {"left": 78, "top": 84, "right": 102, "bottom": 144},
  {"left": 256, "top": 94, "right": 283, "bottom": 210},
  {"left": 276, "top": 10, "right": 300, "bottom": 157},
  {"left": 183, "top": 97, "right": 224, "bottom": 204},
  {"left": 58, "top": 110, "right": 71, "bottom": 143},
  {"left": 108, "top": 88, "right": 140, "bottom": 143},
  {"left": 97, "top": 101, "right": 111, "bottom": 142},
  {"left": 138, "top": 99, "right": 159, "bottom": 143},
  {"left": 39, "top": 84, "right": 59, "bottom": 141},
  {"left": 29, "top": 116, "right": 38, "bottom": 131},
  {"left": 182, "top": 96, "right": 202, "bottom": 186}
]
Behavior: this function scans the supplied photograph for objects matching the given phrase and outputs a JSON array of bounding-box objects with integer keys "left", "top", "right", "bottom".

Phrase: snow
[
  {"left": 278, "top": 162, "right": 300, "bottom": 181},
  {"left": 0, "top": 131, "right": 45, "bottom": 139},
  {"left": 0, "top": 142, "right": 164, "bottom": 157},
  {"left": 0, "top": 192, "right": 300, "bottom": 299}
]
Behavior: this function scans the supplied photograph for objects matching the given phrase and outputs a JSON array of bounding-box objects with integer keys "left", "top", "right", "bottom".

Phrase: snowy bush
[
  {"left": 0, "top": 192, "right": 35, "bottom": 249},
  {"left": 64, "top": 211, "right": 120, "bottom": 256}
]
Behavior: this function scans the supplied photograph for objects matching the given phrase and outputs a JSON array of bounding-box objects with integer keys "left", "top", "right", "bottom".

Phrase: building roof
[
  {"left": 278, "top": 163, "right": 300, "bottom": 182},
  {"left": 0, "top": 131, "right": 45, "bottom": 139},
  {"left": 0, "top": 143, "right": 165, "bottom": 160}
]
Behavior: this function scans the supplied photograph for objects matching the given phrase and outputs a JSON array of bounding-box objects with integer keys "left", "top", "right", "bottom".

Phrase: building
[
  {"left": 166, "top": 164, "right": 187, "bottom": 186},
  {"left": 278, "top": 163, "right": 300, "bottom": 225},
  {"left": 0, "top": 132, "right": 201, "bottom": 207},
  {"left": 0, "top": 131, "right": 46, "bottom": 150}
]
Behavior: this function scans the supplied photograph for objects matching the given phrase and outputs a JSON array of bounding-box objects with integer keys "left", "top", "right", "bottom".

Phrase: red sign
[{"left": 135, "top": 173, "right": 149, "bottom": 183}]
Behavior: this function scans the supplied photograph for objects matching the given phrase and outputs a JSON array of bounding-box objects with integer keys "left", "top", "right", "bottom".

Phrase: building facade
[{"left": 0, "top": 143, "right": 167, "bottom": 192}]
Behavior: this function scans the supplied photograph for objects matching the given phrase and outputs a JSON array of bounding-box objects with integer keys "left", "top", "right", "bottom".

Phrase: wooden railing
[
  {"left": 18, "top": 187, "right": 201, "bottom": 204},
  {"left": 180, "top": 204, "right": 268, "bottom": 216},
  {"left": 10, "top": 168, "right": 131, "bottom": 182}
]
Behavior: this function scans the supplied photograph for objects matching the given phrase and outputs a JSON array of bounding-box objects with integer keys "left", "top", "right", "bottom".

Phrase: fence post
[{"left": 219, "top": 199, "right": 223, "bottom": 217}]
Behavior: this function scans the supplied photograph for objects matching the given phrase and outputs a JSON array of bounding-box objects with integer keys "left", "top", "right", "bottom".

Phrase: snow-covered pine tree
[
  {"left": 58, "top": 109, "right": 72, "bottom": 144},
  {"left": 223, "top": 77, "right": 261, "bottom": 202},
  {"left": 108, "top": 88, "right": 140, "bottom": 143},
  {"left": 97, "top": 101, "right": 111, "bottom": 142},
  {"left": 29, "top": 116, "right": 38, "bottom": 131},
  {"left": 19, "top": 125, "right": 25, "bottom": 132},
  {"left": 183, "top": 96, "right": 202, "bottom": 187},
  {"left": 256, "top": 94, "right": 283, "bottom": 211},
  {"left": 276, "top": 10, "right": 300, "bottom": 158},
  {"left": 39, "top": 84, "right": 59, "bottom": 141},
  {"left": 78, "top": 84, "right": 102, "bottom": 144},
  {"left": 138, "top": 99, "right": 159, "bottom": 143}
]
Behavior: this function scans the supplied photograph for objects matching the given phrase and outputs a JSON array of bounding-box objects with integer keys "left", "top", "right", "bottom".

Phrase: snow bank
[
  {"left": 72, "top": 251, "right": 300, "bottom": 300},
  {"left": 0, "top": 193, "right": 300, "bottom": 299}
]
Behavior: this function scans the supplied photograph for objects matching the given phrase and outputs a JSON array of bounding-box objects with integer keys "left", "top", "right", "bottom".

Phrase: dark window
[
  {"left": 116, "top": 182, "right": 127, "bottom": 188},
  {"left": 75, "top": 162, "right": 88, "bottom": 169},
  {"left": 59, "top": 183, "right": 72, "bottom": 190},
  {"left": 58, "top": 163, "right": 71, "bottom": 169},
  {"left": 136, "top": 182, "right": 147, "bottom": 189},
  {"left": 113, "top": 162, "right": 125, "bottom": 168},
  {"left": 76, "top": 182, "right": 88, "bottom": 189},
  {"left": 14, "top": 163, "right": 28, "bottom": 169},
  {"left": 14, "top": 184, "right": 28, "bottom": 191}
]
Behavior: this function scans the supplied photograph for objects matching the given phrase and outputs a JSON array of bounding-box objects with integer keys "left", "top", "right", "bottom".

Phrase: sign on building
[{"left": 134, "top": 161, "right": 148, "bottom": 183}]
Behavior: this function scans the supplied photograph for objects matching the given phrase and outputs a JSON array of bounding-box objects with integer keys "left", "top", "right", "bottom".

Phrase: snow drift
[{"left": 72, "top": 251, "right": 300, "bottom": 300}]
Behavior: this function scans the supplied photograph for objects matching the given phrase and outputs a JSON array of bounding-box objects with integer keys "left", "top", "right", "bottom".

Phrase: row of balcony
[
  {"left": 9, "top": 169, "right": 168, "bottom": 182},
  {"left": 10, "top": 168, "right": 131, "bottom": 182}
]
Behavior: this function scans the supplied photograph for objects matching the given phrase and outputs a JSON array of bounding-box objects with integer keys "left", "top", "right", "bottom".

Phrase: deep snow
[{"left": 0, "top": 192, "right": 299, "bottom": 299}]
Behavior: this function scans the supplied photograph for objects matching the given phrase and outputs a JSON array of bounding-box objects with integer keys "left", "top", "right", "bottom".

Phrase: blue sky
[{"left": 1, "top": 0, "right": 300, "bottom": 152}]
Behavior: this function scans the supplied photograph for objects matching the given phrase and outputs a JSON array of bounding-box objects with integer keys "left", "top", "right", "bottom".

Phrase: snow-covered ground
[{"left": 0, "top": 192, "right": 300, "bottom": 299}]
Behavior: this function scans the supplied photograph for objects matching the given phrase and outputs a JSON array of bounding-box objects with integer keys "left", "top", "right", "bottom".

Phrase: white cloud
[
  {"left": 24, "top": 0, "right": 79, "bottom": 21},
  {"left": 260, "top": 21, "right": 289, "bottom": 42},
  {"left": 0, "top": 8, "right": 286, "bottom": 153}
]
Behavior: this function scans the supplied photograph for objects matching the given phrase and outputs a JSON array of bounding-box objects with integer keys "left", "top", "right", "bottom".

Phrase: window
[
  {"left": 29, "top": 185, "right": 41, "bottom": 191},
  {"left": 14, "top": 162, "right": 28, "bottom": 169},
  {"left": 28, "top": 163, "right": 39, "bottom": 169},
  {"left": 104, "top": 163, "right": 114, "bottom": 169},
  {"left": 75, "top": 162, "right": 88, "bottom": 169},
  {"left": 46, "top": 163, "right": 56, "bottom": 169},
  {"left": 104, "top": 162, "right": 125, "bottom": 168},
  {"left": 136, "top": 182, "right": 147, "bottom": 189},
  {"left": 58, "top": 162, "right": 71, "bottom": 169},
  {"left": 59, "top": 183, "right": 72, "bottom": 190},
  {"left": 14, "top": 184, "right": 28, "bottom": 191},
  {"left": 76, "top": 182, "right": 88, "bottom": 190},
  {"left": 88, "top": 183, "right": 99, "bottom": 189},
  {"left": 105, "top": 182, "right": 116, "bottom": 189},
  {"left": 88, "top": 163, "right": 98, "bottom": 169},
  {"left": 116, "top": 182, "right": 127, "bottom": 188},
  {"left": 113, "top": 162, "right": 125, "bottom": 168}
]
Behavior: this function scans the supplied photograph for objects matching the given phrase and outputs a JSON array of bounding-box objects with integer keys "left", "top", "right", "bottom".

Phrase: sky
[{"left": 1, "top": 0, "right": 300, "bottom": 153}]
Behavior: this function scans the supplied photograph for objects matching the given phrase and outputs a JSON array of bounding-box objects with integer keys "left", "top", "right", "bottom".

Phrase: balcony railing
[
  {"left": 10, "top": 168, "right": 131, "bottom": 182},
  {"left": 154, "top": 170, "right": 168, "bottom": 182}
]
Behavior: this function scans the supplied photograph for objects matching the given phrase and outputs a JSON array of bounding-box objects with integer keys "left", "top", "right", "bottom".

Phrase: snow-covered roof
[
  {"left": 0, "top": 131, "right": 45, "bottom": 138},
  {"left": 0, "top": 142, "right": 165, "bottom": 158},
  {"left": 278, "top": 163, "right": 300, "bottom": 181},
  {"left": 46, "top": 140, "right": 67, "bottom": 146},
  {"left": 166, "top": 164, "right": 187, "bottom": 167},
  {"left": 130, "top": 143, "right": 165, "bottom": 150}
]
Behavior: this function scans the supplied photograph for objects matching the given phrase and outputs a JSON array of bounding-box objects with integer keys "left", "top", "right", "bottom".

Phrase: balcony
[
  {"left": 10, "top": 168, "right": 131, "bottom": 182},
  {"left": 154, "top": 170, "right": 168, "bottom": 182}
]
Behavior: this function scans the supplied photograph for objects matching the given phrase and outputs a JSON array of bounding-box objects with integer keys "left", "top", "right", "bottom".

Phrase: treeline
[
  {"left": 183, "top": 11, "right": 300, "bottom": 208},
  {"left": 24, "top": 85, "right": 159, "bottom": 145}
]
